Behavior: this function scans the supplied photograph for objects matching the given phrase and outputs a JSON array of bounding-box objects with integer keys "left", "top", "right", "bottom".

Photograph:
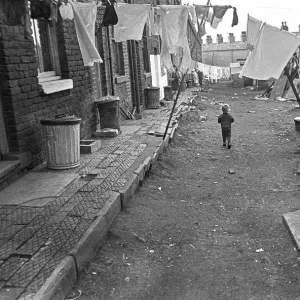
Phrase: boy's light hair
[{"left": 222, "top": 104, "right": 230, "bottom": 113}]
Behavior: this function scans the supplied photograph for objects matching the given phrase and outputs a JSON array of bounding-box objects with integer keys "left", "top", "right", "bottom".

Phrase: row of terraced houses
[{"left": 0, "top": 0, "right": 202, "bottom": 190}]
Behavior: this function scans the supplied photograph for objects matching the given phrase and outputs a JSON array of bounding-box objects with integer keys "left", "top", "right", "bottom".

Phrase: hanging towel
[
  {"left": 247, "top": 15, "right": 262, "bottom": 50},
  {"left": 158, "top": 5, "right": 191, "bottom": 73},
  {"left": 240, "top": 23, "right": 300, "bottom": 80},
  {"left": 102, "top": 0, "right": 118, "bottom": 27},
  {"left": 114, "top": 4, "right": 151, "bottom": 42},
  {"left": 71, "top": 0, "right": 103, "bottom": 66},
  {"left": 231, "top": 7, "right": 238, "bottom": 27},
  {"left": 211, "top": 6, "right": 229, "bottom": 29},
  {"left": 150, "top": 7, "right": 162, "bottom": 36}
]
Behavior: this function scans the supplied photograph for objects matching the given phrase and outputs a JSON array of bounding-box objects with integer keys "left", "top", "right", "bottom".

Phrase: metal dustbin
[
  {"left": 40, "top": 115, "right": 81, "bottom": 170},
  {"left": 187, "top": 80, "right": 193, "bottom": 88},
  {"left": 145, "top": 87, "right": 160, "bottom": 109},
  {"left": 164, "top": 86, "right": 173, "bottom": 101},
  {"left": 95, "top": 97, "right": 120, "bottom": 131}
]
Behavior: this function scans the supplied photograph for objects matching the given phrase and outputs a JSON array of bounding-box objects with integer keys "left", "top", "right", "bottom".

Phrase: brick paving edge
[{"left": 31, "top": 113, "right": 183, "bottom": 300}]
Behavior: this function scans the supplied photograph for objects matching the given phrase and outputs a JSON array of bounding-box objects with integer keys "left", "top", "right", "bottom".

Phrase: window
[
  {"left": 114, "top": 41, "right": 125, "bottom": 76},
  {"left": 29, "top": 1, "right": 73, "bottom": 94},
  {"left": 31, "top": 18, "right": 60, "bottom": 77},
  {"left": 142, "top": 27, "right": 151, "bottom": 73}
]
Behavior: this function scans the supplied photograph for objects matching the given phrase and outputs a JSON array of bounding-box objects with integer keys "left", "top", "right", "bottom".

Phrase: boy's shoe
[
  {"left": 223, "top": 143, "right": 226, "bottom": 147},
  {"left": 228, "top": 145, "right": 231, "bottom": 149}
]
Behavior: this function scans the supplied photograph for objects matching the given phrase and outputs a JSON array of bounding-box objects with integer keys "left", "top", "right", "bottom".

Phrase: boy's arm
[
  {"left": 218, "top": 115, "right": 221, "bottom": 123},
  {"left": 231, "top": 115, "right": 234, "bottom": 123}
]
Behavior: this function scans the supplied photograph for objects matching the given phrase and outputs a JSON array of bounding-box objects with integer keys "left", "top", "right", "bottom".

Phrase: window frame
[
  {"left": 29, "top": 2, "right": 73, "bottom": 95},
  {"left": 114, "top": 41, "right": 125, "bottom": 76}
]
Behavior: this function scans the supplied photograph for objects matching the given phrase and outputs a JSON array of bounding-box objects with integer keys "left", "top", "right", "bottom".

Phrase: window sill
[
  {"left": 39, "top": 79, "right": 73, "bottom": 95},
  {"left": 115, "top": 75, "right": 128, "bottom": 84}
]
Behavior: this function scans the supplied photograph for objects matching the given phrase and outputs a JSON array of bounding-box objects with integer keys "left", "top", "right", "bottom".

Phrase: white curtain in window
[{"left": 70, "top": 0, "right": 103, "bottom": 66}]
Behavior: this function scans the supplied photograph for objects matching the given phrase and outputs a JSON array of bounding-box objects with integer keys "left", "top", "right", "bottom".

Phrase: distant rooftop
[{"left": 202, "top": 41, "right": 248, "bottom": 52}]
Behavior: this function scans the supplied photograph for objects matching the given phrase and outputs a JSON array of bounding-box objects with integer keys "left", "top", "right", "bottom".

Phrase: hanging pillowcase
[
  {"left": 59, "top": 2, "right": 74, "bottom": 20},
  {"left": 102, "top": 0, "right": 118, "bottom": 27}
]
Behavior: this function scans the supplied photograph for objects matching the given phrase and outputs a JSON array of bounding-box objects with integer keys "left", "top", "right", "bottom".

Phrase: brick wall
[{"left": 0, "top": 2, "right": 97, "bottom": 166}]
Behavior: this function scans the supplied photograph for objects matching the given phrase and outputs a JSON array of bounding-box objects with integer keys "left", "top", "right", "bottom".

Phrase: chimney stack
[
  {"left": 240, "top": 31, "right": 247, "bottom": 42},
  {"left": 216, "top": 34, "right": 223, "bottom": 44},
  {"left": 228, "top": 33, "right": 235, "bottom": 43},
  {"left": 281, "top": 22, "right": 289, "bottom": 31},
  {"left": 206, "top": 35, "right": 212, "bottom": 45}
]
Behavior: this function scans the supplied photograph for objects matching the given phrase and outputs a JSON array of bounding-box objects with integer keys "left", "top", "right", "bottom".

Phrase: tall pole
[
  {"left": 285, "top": 67, "right": 300, "bottom": 106},
  {"left": 163, "top": 41, "right": 197, "bottom": 140},
  {"left": 163, "top": 0, "right": 209, "bottom": 140}
]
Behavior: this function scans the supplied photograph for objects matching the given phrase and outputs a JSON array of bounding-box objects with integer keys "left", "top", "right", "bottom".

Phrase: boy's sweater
[{"left": 218, "top": 112, "right": 234, "bottom": 129}]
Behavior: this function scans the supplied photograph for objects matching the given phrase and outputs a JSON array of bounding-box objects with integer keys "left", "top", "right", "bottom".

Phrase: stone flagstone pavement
[{"left": 0, "top": 89, "right": 196, "bottom": 300}]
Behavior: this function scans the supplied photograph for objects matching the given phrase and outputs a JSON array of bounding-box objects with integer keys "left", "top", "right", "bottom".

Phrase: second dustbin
[
  {"left": 40, "top": 115, "right": 81, "bottom": 170},
  {"left": 145, "top": 87, "right": 160, "bottom": 109}
]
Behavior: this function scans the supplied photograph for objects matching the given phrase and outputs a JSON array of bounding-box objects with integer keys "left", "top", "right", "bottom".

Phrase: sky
[{"left": 181, "top": 0, "right": 300, "bottom": 43}]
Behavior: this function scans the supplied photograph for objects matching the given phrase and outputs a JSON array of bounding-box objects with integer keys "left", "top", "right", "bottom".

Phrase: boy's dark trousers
[{"left": 222, "top": 128, "right": 231, "bottom": 145}]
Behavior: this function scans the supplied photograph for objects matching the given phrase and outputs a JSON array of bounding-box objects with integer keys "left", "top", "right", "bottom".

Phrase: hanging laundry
[
  {"left": 114, "top": 4, "right": 151, "bottom": 42},
  {"left": 194, "top": 5, "right": 210, "bottom": 20},
  {"left": 231, "top": 7, "right": 238, "bottom": 27},
  {"left": 211, "top": 6, "right": 229, "bottom": 29},
  {"left": 158, "top": 5, "right": 191, "bottom": 73},
  {"left": 102, "top": 0, "right": 118, "bottom": 27},
  {"left": 150, "top": 7, "right": 162, "bottom": 36},
  {"left": 246, "top": 15, "right": 262, "bottom": 50},
  {"left": 30, "top": 0, "right": 52, "bottom": 19},
  {"left": 59, "top": 2, "right": 74, "bottom": 20},
  {"left": 187, "top": 5, "right": 197, "bottom": 30},
  {"left": 198, "top": 22, "right": 206, "bottom": 38},
  {"left": 70, "top": 0, "right": 103, "bottom": 66},
  {"left": 240, "top": 23, "right": 300, "bottom": 80},
  {"left": 206, "top": 9, "right": 213, "bottom": 23}
]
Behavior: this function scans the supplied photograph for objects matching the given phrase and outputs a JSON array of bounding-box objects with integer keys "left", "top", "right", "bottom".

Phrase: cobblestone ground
[{"left": 0, "top": 90, "right": 195, "bottom": 300}]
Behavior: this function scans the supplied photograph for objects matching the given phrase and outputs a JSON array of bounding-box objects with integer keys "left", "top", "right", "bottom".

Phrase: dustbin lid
[
  {"left": 146, "top": 87, "right": 160, "bottom": 90},
  {"left": 40, "top": 115, "right": 81, "bottom": 126}
]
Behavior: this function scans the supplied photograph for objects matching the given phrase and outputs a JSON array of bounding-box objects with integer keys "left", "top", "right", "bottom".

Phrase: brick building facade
[
  {"left": 0, "top": 0, "right": 201, "bottom": 189},
  {"left": 202, "top": 32, "right": 249, "bottom": 67}
]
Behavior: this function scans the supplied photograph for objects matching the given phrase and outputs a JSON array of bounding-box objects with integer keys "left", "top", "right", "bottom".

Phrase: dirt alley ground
[{"left": 71, "top": 85, "right": 300, "bottom": 300}]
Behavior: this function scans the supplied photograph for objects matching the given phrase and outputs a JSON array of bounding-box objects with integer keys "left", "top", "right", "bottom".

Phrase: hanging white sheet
[
  {"left": 247, "top": 15, "right": 262, "bottom": 49},
  {"left": 71, "top": 0, "right": 102, "bottom": 66},
  {"left": 158, "top": 5, "right": 191, "bottom": 73},
  {"left": 114, "top": 4, "right": 151, "bottom": 42},
  {"left": 240, "top": 23, "right": 300, "bottom": 80}
]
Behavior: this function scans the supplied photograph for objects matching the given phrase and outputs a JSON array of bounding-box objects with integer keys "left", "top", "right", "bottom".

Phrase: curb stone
[
  {"left": 97, "top": 192, "right": 121, "bottom": 228},
  {"left": 170, "top": 123, "right": 178, "bottom": 142},
  {"left": 32, "top": 100, "right": 191, "bottom": 300},
  {"left": 32, "top": 256, "right": 77, "bottom": 300},
  {"left": 118, "top": 174, "right": 139, "bottom": 208},
  {"left": 69, "top": 216, "right": 107, "bottom": 274}
]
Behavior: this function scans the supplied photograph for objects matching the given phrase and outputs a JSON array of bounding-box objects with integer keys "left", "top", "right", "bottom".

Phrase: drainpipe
[
  {"left": 128, "top": 41, "right": 136, "bottom": 107},
  {"left": 107, "top": 26, "right": 115, "bottom": 95},
  {"left": 128, "top": 0, "right": 141, "bottom": 114}
]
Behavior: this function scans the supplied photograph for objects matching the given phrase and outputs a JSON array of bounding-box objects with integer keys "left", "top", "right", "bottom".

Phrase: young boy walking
[{"left": 218, "top": 104, "right": 234, "bottom": 149}]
